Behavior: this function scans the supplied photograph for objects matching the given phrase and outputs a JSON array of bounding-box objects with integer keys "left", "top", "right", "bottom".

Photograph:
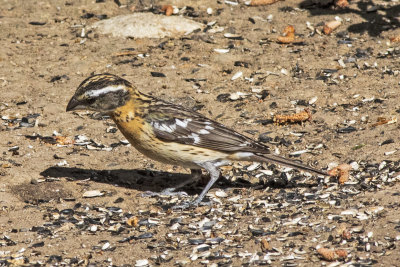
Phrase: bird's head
[{"left": 66, "top": 73, "right": 132, "bottom": 113}]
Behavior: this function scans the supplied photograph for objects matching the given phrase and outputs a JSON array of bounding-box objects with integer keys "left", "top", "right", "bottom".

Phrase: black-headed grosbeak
[{"left": 67, "top": 73, "right": 327, "bottom": 208}]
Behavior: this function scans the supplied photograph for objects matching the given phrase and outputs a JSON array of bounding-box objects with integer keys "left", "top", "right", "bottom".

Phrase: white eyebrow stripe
[{"left": 84, "top": 85, "right": 126, "bottom": 97}]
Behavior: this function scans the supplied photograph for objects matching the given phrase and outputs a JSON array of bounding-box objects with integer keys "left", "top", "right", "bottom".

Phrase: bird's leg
[
  {"left": 191, "top": 162, "right": 221, "bottom": 206},
  {"left": 173, "top": 163, "right": 221, "bottom": 210},
  {"left": 160, "top": 169, "right": 202, "bottom": 196}
]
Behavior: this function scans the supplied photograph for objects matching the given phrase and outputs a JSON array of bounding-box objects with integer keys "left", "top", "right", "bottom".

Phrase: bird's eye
[{"left": 86, "top": 98, "right": 96, "bottom": 105}]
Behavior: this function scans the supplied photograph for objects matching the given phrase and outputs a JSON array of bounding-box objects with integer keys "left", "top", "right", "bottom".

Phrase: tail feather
[{"left": 249, "top": 153, "right": 328, "bottom": 176}]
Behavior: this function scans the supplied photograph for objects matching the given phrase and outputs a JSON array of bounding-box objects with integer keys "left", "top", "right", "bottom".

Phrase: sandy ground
[{"left": 1, "top": 0, "right": 400, "bottom": 266}]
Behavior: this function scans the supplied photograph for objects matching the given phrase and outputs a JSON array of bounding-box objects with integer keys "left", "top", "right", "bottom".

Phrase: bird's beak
[{"left": 66, "top": 97, "right": 85, "bottom": 112}]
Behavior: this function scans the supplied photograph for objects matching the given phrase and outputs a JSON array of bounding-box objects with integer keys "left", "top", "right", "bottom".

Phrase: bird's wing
[{"left": 143, "top": 100, "right": 270, "bottom": 154}]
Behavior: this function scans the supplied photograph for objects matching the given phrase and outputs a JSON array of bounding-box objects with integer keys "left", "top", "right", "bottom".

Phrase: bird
[{"left": 66, "top": 73, "right": 327, "bottom": 208}]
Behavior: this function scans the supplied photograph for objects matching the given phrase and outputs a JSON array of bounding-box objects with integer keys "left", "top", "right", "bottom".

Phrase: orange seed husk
[
  {"left": 273, "top": 109, "right": 311, "bottom": 125},
  {"left": 335, "top": 0, "right": 349, "bottom": 8},
  {"left": 390, "top": 36, "right": 400, "bottom": 43},
  {"left": 317, "top": 248, "right": 348, "bottom": 261},
  {"left": 323, "top": 20, "right": 341, "bottom": 35},
  {"left": 261, "top": 239, "right": 272, "bottom": 252},
  {"left": 161, "top": 5, "right": 173, "bottom": 16},
  {"left": 126, "top": 216, "right": 139, "bottom": 227},
  {"left": 328, "top": 164, "right": 352, "bottom": 184}
]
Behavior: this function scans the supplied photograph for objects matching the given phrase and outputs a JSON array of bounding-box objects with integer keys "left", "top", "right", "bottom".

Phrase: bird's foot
[
  {"left": 160, "top": 188, "right": 188, "bottom": 197},
  {"left": 142, "top": 188, "right": 188, "bottom": 198},
  {"left": 171, "top": 200, "right": 193, "bottom": 210}
]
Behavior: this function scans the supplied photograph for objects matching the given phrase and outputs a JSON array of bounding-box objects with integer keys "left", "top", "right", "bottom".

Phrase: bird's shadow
[
  {"left": 40, "top": 166, "right": 319, "bottom": 196},
  {"left": 297, "top": 0, "right": 400, "bottom": 37}
]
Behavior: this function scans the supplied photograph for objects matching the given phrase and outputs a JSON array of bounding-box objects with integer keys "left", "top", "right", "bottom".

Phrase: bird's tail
[{"left": 249, "top": 153, "right": 328, "bottom": 176}]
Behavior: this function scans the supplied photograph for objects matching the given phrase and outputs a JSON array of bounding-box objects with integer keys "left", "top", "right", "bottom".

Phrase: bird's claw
[
  {"left": 172, "top": 201, "right": 196, "bottom": 210},
  {"left": 160, "top": 188, "right": 188, "bottom": 197},
  {"left": 141, "top": 188, "right": 188, "bottom": 198}
]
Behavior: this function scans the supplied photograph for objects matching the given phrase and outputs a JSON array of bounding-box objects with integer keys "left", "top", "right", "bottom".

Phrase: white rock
[
  {"left": 309, "top": 96, "right": 318, "bottom": 105},
  {"left": 135, "top": 259, "right": 149, "bottom": 267},
  {"left": 214, "top": 48, "right": 230, "bottom": 53},
  {"left": 349, "top": 161, "right": 359, "bottom": 170},
  {"left": 215, "top": 190, "right": 228, "bottom": 198},
  {"left": 231, "top": 71, "right": 243, "bottom": 80},
  {"left": 83, "top": 190, "right": 104, "bottom": 198},
  {"left": 92, "top": 13, "right": 204, "bottom": 38},
  {"left": 101, "top": 242, "right": 110, "bottom": 250}
]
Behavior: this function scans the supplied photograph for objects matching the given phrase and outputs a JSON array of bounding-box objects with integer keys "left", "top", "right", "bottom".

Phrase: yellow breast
[{"left": 111, "top": 99, "right": 229, "bottom": 168}]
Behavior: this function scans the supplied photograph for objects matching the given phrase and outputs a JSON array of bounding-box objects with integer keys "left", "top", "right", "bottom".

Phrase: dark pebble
[
  {"left": 216, "top": 93, "right": 231, "bottom": 102},
  {"left": 206, "top": 237, "right": 224, "bottom": 244},
  {"left": 269, "top": 102, "right": 278, "bottom": 109},
  {"left": 250, "top": 229, "right": 267, "bottom": 236},
  {"left": 296, "top": 99, "right": 308, "bottom": 106},
  {"left": 106, "top": 207, "right": 122, "bottom": 213},
  {"left": 81, "top": 13, "right": 95, "bottom": 19},
  {"left": 254, "top": 119, "right": 274, "bottom": 125},
  {"left": 380, "top": 139, "right": 394, "bottom": 146},
  {"left": 137, "top": 233, "right": 153, "bottom": 239},
  {"left": 258, "top": 133, "right": 272, "bottom": 143},
  {"left": 50, "top": 75, "right": 69, "bottom": 83},
  {"left": 287, "top": 231, "right": 304, "bottom": 237},
  {"left": 118, "top": 235, "right": 135, "bottom": 243},
  {"left": 29, "top": 21, "right": 46, "bottom": 25},
  {"left": 338, "top": 39, "right": 352, "bottom": 45},
  {"left": 114, "top": 197, "right": 124, "bottom": 203},
  {"left": 150, "top": 72, "right": 166, "bottom": 77},
  {"left": 258, "top": 90, "right": 269, "bottom": 100},
  {"left": 60, "top": 209, "right": 74, "bottom": 215},
  {"left": 188, "top": 238, "right": 205, "bottom": 245},
  {"left": 197, "top": 245, "right": 210, "bottom": 252},
  {"left": 47, "top": 255, "right": 62, "bottom": 263},
  {"left": 234, "top": 61, "right": 250, "bottom": 68},
  {"left": 169, "top": 218, "right": 182, "bottom": 225},
  {"left": 32, "top": 241, "right": 45, "bottom": 248},
  {"left": 337, "top": 126, "right": 357, "bottom": 133}
]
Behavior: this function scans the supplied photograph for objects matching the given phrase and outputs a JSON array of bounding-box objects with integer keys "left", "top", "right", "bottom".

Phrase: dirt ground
[{"left": 1, "top": 0, "right": 400, "bottom": 266}]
